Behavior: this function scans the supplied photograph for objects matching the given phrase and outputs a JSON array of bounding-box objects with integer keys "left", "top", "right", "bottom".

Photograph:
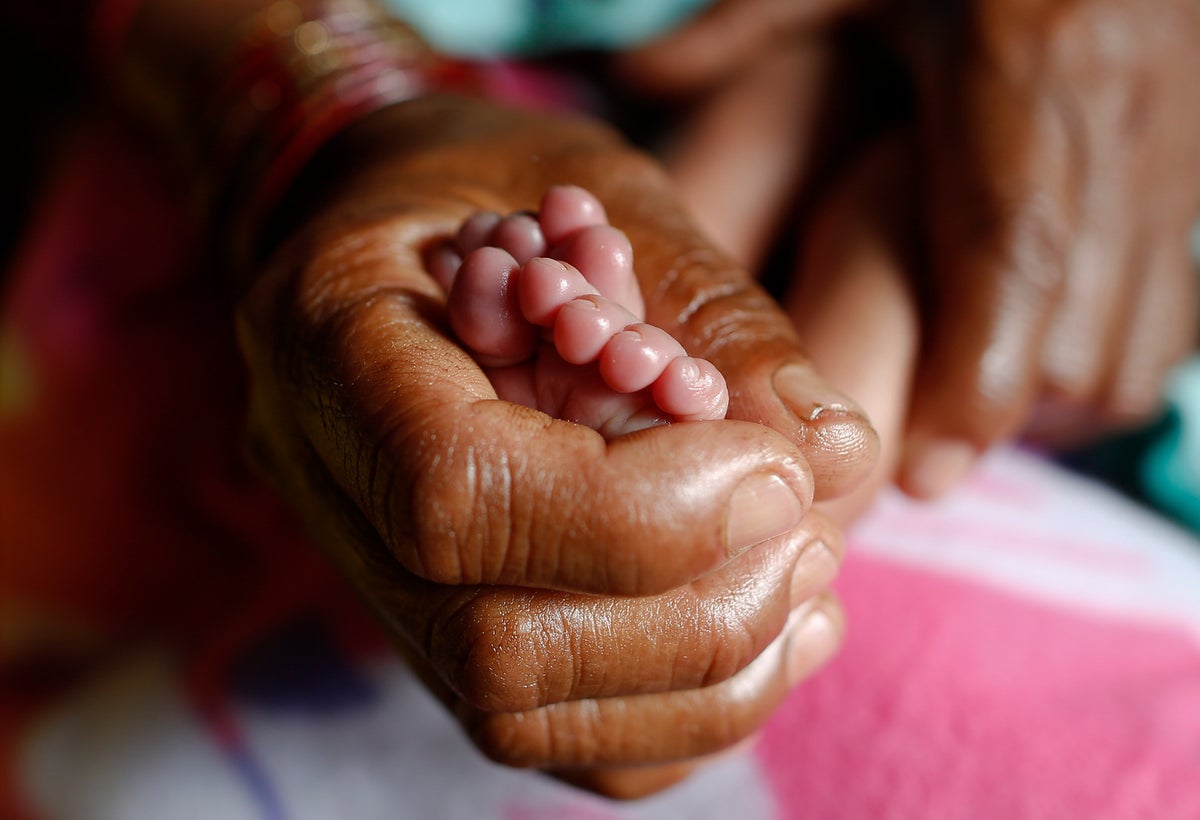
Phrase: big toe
[
  {"left": 539, "top": 185, "right": 609, "bottom": 244},
  {"left": 488, "top": 212, "right": 547, "bottom": 264},
  {"left": 448, "top": 246, "right": 538, "bottom": 366}
]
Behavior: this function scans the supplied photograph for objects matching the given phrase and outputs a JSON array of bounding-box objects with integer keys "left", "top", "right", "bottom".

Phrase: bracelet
[{"left": 202, "top": 0, "right": 476, "bottom": 274}]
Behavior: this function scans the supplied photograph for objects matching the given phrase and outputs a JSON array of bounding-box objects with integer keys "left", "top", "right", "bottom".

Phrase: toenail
[
  {"left": 570, "top": 296, "right": 601, "bottom": 310},
  {"left": 726, "top": 474, "right": 804, "bottom": 558}
]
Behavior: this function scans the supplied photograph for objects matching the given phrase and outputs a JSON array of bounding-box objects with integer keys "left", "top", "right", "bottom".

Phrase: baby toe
[
  {"left": 651, "top": 357, "right": 729, "bottom": 421},
  {"left": 489, "top": 213, "right": 547, "bottom": 264},
  {"left": 519, "top": 257, "right": 599, "bottom": 326},
  {"left": 448, "top": 246, "right": 537, "bottom": 366},
  {"left": 598, "top": 323, "right": 687, "bottom": 393},
  {"left": 554, "top": 295, "right": 640, "bottom": 365},
  {"left": 539, "top": 185, "right": 609, "bottom": 244},
  {"left": 426, "top": 242, "right": 463, "bottom": 292},
  {"left": 455, "top": 211, "right": 502, "bottom": 255}
]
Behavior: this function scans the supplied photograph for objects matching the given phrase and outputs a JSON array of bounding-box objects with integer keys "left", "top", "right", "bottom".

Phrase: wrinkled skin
[
  {"left": 620, "top": 0, "right": 1200, "bottom": 509},
  {"left": 236, "top": 96, "right": 876, "bottom": 796}
]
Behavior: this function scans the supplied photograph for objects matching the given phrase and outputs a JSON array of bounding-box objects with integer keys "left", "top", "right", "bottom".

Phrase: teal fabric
[
  {"left": 1140, "top": 221, "right": 1200, "bottom": 531},
  {"left": 1144, "top": 359, "right": 1200, "bottom": 532},
  {"left": 383, "top": 0, "right": 711, "bottom": 57}
]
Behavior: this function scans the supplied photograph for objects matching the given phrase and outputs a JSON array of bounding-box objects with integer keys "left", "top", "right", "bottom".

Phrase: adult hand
[
  {"left": 235, "top": 96, "right": 875, "bottom": 796},
  {"left": 885, "top": 0, "right": 1200, "bottom": 495},
  {"left": 620, "top": 0, "right": 1200, "bottom": 505}
]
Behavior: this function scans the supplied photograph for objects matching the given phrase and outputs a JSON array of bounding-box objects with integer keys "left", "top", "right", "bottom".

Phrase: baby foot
[{"left": 429, "top": 185, "right": 728, "bottom": 438}]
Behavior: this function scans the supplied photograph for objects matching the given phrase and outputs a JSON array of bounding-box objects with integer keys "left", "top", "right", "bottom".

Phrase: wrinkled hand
[
  {"left": 886, "top": 0, "right": 1200, "bottom": 494},
  {"left": 620, "top": 0, "right": 1200, "bottom": 507},
  {"left": 234, "top": 96, "right": 875, "bottom": 796}
]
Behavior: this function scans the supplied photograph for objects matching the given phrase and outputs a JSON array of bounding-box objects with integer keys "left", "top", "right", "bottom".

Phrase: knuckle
[
  {"left": 683, "top": 281, "right": 797, "bottom": 364},
  {"left": 434, "top": 596, "right": 556, "bottom": 713},
  {"left": 467, "top": 711, "right": 549, "bottom": 769},
  {"left": 1042, "top": 346, "right": 1107, "bottom": 404},
  {"left": 682, "top": 573, "right": 798, "bottom": 690},
  {"left": 641, "top": 253, "right": 796, "bottom": 378},
  {"left": 1041, "top": 333, "right": 1108, "bottom": 404},
  {"left": 1043, "top": 371, "right": 1103, "bottom": 407},
  {"left": 957, "top": 191, "right": 1071, "bottom": 305},
  {"left": 698, "top": 619, "right": 768, "bottom": 688},
  {"left": 961, "top": 372, "right": 1029, "bottom": 441}
]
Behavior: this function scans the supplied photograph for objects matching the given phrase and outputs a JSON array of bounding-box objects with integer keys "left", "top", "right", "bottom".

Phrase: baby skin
[{"left": 429, "top": 185, "right": 728, "bottom": 438}]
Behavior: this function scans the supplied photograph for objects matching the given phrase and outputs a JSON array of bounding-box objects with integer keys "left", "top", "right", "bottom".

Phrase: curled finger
[
  {"left": 460, "top": 592, "right": 846, "bottom": 770},
  {"left": 372, "top": 512, "right": 843, "bottom": 713}
]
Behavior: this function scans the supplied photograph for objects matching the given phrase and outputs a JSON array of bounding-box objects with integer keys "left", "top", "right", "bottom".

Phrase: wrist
[
  {"left": 110, "top": 0, "right": 478, "bottom": 283},
  {"left": 206, "top": 2, "right": 457, "bottom": 270}
]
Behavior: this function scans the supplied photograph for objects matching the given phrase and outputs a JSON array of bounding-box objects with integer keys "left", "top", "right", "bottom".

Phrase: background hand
[
  {"left": 889, "top": 0, "right": 1200, "bottom": 495},
  {"left": 619, "top": 0, "right": 1200, "bottom": 507}
]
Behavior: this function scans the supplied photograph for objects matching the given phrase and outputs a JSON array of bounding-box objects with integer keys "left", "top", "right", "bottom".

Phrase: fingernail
[
  {"left": 901, "top": 435, "right": 977, "bottom": 499},
  {"left": 727, "top": 474, "right": 805, "bottom": 557},
  {"left": 784, "top": 603, "right": 842, "bottom": 684},
  {"left": 772, "top": 364, "right": 879, "bottom": 498},
  {"left": 790, "top": 539, "right": 840, "bottom": 607},
  {"left": 772, "top": 364, "right": 862, "bottom": 423}
]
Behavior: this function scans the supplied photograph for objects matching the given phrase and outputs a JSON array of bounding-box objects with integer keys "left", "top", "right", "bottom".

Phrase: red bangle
[
  {"left": 250, "top": 59, "right": 431, "bottom": 230},
  {"left": 202, "top": 0, "right": 477, "bottom": 273}
]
